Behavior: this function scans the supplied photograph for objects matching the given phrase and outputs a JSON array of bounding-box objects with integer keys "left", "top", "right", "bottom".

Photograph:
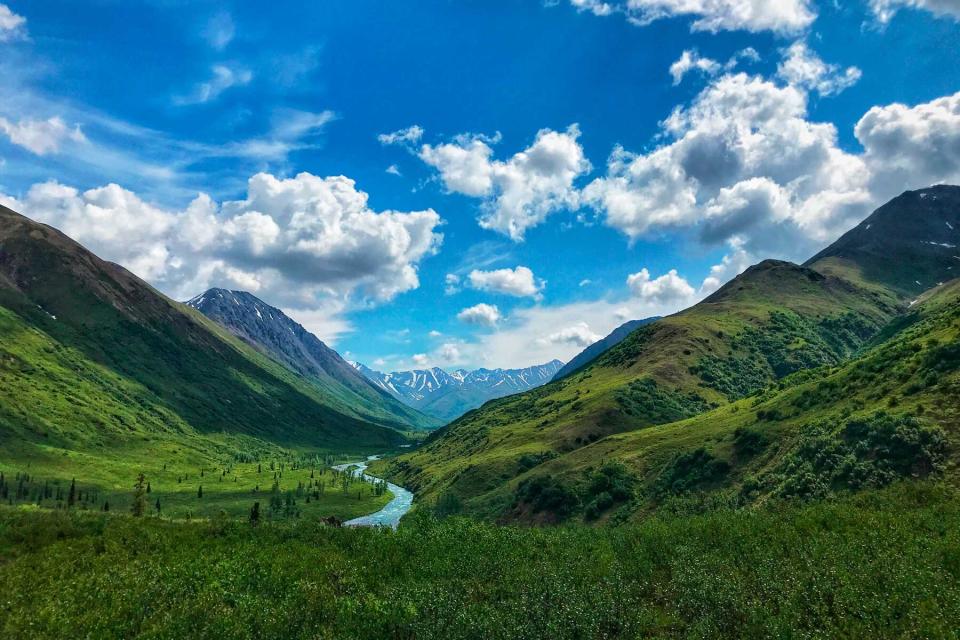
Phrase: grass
[
  {"left": 0, "top": 482, "right": 958, "bottom": 639},
  {"left": 0, "top": 456, "right": 393, "bottom": 522}
]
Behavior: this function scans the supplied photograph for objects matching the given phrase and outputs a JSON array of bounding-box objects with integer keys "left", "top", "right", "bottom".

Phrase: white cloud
[
  {"left": 626, "top": 268, "right": 696, "bottom": 304},
  {"left": 378, "top": 125, "right": 424, "bottom": 146},
  {"left": 203, "top": 12, "right": 235, "bottom": 50},
  {"left": 583, "top": 69, "right": 874, "bottom": 261},
  {"left": 0, "top": 4, "right": 25, "bottom": 41},
  {"left": 3, "top": 172, "right": 443, "bottom": 309},
  {"left": 670, "top": 50, "right": 721, "bottom": 85},
  {"left": 438, "top": 342, "right": 462, "bottom": 362},
  {"left": 176, "top": 64, "right": 252, "bottom": 105},
  {"left": 444, "top": 273, "right": 461, "bottom": 295},
  {"left": 579, "top": 278, "right": 593, "bottom": 287},
  {"left": 419, "top": 125, "right": 590, "bottom": 240},
  {"left": 869, "top": 0, "right": 960, "bottom": 23},
  {"left": 776, "top": 41, "right": 861, "bottom": 96},
  {"left": 282, "top": 301, "right": 354, "bottom": 346},
  {"left": 467, "top": 265, "right": 544, "bottom": 298},
  {"left": 855, "top": 90, "right": 960, "bottom": 196},
  {"left": 428, "top": 330, "right": 443, "bottom": 338},
  {"left": 412, "top": 353, "right": 429, "bottom": 366},
  {"left": 386, "top": 164, "right": 402, "bottom": 176},
  {"left": 568, "top": 0, "right": 816, "bottom": 34},
  {"left": 537, "top": 322, "right": 602, "bottom": 348},
  {"left": 0, "top": 116, "right": 86, "bottom": 155},
  {"left": 457, "top": 303, "right": 502, "bottom": 327}
]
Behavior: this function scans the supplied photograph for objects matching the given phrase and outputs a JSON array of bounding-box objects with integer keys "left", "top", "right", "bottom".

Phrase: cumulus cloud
[
  {"left": 412, "top": 354, "right": 429, "bottom": 366},
  {"left": 0, "top": 116, "right": 86, "bottom": 155},
  {"left": 537, "top": 322, "right": 602, "bottom": 347},
  {"left": 568, "top": 0, "right": 816, "bottom": 34},
  {"left": 176, "top": 64, "right": 252, "bottom": 105},
  {"left": 438, "top": 342, "right": 462, "bottom": 362},
  {"left": 670, "top": 50, "right": 722, "bottom": 85},
  {"left": 583, "top": 68, "right": 874, "bottom": 261},
  {"left": 467, "top": 265, "right": 544, "bottom": 298},
  {"left": 777, "top": 41, "right": 861, "bottom": 96},
  {"left": 378, "top": 125, "right": 424, "bottom": 146},
  {"left": 0, "top": 4, "right": 25, "bottom": 41},
  {"left": 670, "top": 47, "right": 761, "bottom": 85},
  {"left": 3, "top": 172, "right": 443, "bottom": 309},
  {"left": 869, "top": 0, "right": 960, "bottom": 23},
  {"left": 856, "top": 90, "right": 960, "bottom": 195},
  {"left": 444, "top": 273, "right": 461, "bottom": 295},
  {"left": 626, "top": 268, "right": 696, "bottom": 304},
  {"left": 386, "top": 164, "right": 401, "bottom": 176},
  {"left": 419, "top": 125, "right": 590, "bottom": 240},
  {"left": 457, "top": 303, "right": 501, "bottom": 327}
]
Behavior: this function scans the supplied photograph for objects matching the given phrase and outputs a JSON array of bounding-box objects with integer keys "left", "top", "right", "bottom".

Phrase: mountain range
[
  {"left": 351, "top": 360, "right": 564, "bottom": 423},
  {"left": 379, "top": 185, "right": 960, "bottom": 524}
]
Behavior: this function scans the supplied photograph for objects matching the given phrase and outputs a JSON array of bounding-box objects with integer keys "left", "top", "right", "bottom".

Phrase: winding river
[{"left": 331, "top": 455, "right": 413, "bottom": 529}]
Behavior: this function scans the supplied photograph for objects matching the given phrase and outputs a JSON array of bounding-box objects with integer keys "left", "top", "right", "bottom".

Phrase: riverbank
[{"left": 332, "top": 456, "right": 414, "bottom": 528}]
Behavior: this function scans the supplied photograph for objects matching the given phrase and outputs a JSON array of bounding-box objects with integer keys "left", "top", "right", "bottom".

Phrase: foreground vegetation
[{"left": 1, "top": 483, "right": 958, "bottom": 639}]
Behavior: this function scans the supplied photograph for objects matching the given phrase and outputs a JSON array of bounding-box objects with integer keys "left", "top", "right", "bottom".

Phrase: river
[{"left": 331, "top": 455, "right": 413, "bottom": 529}]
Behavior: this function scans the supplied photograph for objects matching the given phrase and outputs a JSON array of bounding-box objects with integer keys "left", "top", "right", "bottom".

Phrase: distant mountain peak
[{"left": 351, "top": 359, "right": 565, "bottom": 423}]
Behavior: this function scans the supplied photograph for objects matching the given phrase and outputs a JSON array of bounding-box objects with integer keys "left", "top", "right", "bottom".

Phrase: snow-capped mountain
[
  {"left": 185, "top": 288, "right": 440, "bottom": 430},
  {"left": 351, "top": 360, "right": 564, "bottom": 423}
]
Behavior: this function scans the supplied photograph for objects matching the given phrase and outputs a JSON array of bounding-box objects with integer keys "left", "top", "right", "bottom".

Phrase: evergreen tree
[
  {"left": 68, "top": 479, "right": 76, "bottom": 508},
  {"left": 155, "top": 498, "right": 161, "bottom": 515},
  {"left": 197, "top": 485, "right": 203, "bottom": 499},
  {"left": 131, "top": 473, "right": 147, "bottom": 517},
  {"left": 146, "top": 482, "right": 151, "bottom": 494},
  {"left": 249, "top": 501, "right": 261, "bottom": 526},
  {"left": 103, "top": 501, "right": 110, "bottom": 512}
]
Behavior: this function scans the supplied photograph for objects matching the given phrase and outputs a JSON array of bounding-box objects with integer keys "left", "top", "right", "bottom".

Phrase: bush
[
  {"left": 655, "top": 448, "right": 730, "bottom": 496},
  {"left": 733, "top": 428, "right": 769, "bottom": 458},
  {"left": 773, "top": 412, "right": 948, "bottom": 500},
  {"left": 513, "top": 475, "right": 580, "bottom": 520},
  {"left": 583, "top": 462, "right": 636, "bottom": 520}
]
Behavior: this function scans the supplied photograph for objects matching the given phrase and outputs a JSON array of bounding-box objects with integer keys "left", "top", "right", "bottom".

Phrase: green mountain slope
[
  {"left": 0, "top": 204, "right": 405, "bottom": 479},
  {"left": 382, "top": 187, "right": 957, "bottom": 520}
]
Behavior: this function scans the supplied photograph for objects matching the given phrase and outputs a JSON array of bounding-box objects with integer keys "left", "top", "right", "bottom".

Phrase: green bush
[
  {"left": 773, "top": 412, "right": 948, "bottom": 500},
  {"left": 655, "top": 448, "right": 730, "bottom": 496},
  {"left": 513, "top": 475, "right": 580, "bottom": 519}
]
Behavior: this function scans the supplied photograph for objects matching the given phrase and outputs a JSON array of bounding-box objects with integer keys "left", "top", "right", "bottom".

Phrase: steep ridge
[
  {"left": 806, "top": 185, "right": 960, "bottom": 296},
  {"left": 187, "top": 289, "right": 439, "bottom": 431},
  {"left": 0, "top": 204, "right": 404, "bottom": 471},
  {"left": 380, "top": 189, "right": 955, "bottom": 518},
  {"left": 353, "top": 360, "right": 564, "bottom": 423},
  {"left": 552, "top": 317, "right": 660, "bottom": 381}
]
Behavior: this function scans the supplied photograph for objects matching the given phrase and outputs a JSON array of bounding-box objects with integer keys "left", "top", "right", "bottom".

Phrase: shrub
[
  {"left": 583, "top": 462, "right": 636, "bottom": 520},
  {"left": 773, "top": 412, "right": 948, "bottom": 500},
  {"left": 655, "top": 448, "right": 730, "bottom": 496},
  {"left": 513, "top": 475, "right": 580, "bottom": 520}
]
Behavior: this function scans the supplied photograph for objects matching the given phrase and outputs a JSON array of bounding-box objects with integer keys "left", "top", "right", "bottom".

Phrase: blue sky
[{"left": 1, "top": 1, "right": 960, "bottom": 370}]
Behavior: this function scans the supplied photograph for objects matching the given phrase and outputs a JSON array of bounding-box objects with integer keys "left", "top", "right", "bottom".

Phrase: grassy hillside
[
  {"left": 382, "top": 260, "right": 903, "bottom": 517},
  {"left": 2, "top": 482, "right": 958, "bottom": 639},
  {"left": 0, "top": 205, "right": 406, "bottom": 519}
]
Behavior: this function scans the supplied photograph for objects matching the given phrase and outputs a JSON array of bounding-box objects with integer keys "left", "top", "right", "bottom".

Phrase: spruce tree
[
  {"left": 131, "top": 473, "right": 147, "bottom": 517},
  {"left": 249, "top": 501, "right": 261, "bottom": 526},
  {"left": 155, "top": 498, "right": 161, "bottom": 515},
  {"left": 197, "top": 485, "right": 203, "bottom": 499},
  {"left": 67, "top": 479, "right": 76, "bottom": 508}
]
